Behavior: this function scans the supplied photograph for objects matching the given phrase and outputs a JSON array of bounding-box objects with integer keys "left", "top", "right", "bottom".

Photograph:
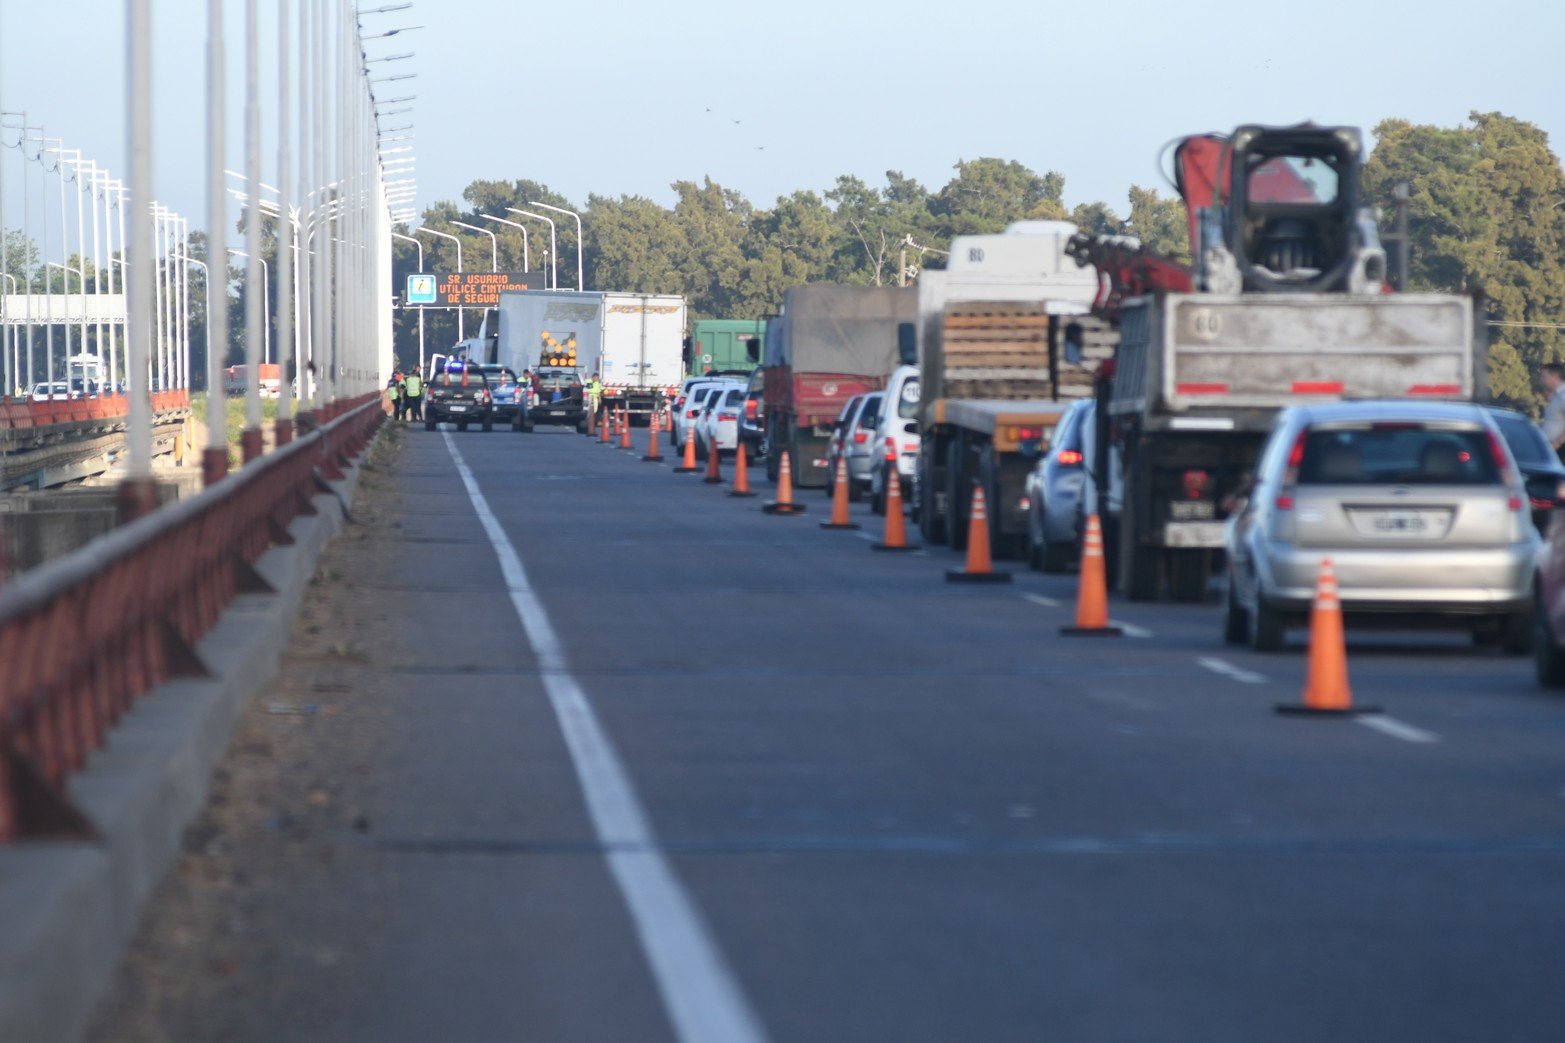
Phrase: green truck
[{"left": 687, "top": 319, "right": 766, "bottom": 378}]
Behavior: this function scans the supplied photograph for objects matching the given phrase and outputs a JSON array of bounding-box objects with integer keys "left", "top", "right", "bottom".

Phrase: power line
[{"left": 1487, "top": 320, "right": 1565, "bottom": 330}]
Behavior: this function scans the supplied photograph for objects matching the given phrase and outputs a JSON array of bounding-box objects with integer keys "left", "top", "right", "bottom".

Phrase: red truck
[{"left": 762, "top": 284, "right": 916, "bottom": 487}]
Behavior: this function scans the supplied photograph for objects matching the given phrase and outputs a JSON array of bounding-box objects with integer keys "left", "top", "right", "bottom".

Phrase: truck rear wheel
[
  {"left": 917, "top": 446, "right": 947, "bottom": 544},
  {"left": 1168, "top": 551, "right": 1209, "bottom": 602},
  {"left": 946, "top": 442, "right": 970, "bottom": 551}
]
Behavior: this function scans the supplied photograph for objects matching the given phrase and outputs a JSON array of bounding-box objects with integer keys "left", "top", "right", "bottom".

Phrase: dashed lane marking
[
  {"left": 1110, "top": 620, "right": 1153, "bottom": 639},
  {"left": 1357, "top": 714, "right": 1441, "bottom": 744},
  {"left": 443, "top": 432, "right": 769, "bottom": 1043},
  {"left": 1197, "top": 656, "right": 1267, "bottom": 684},
  {"left": 1021, "top": 593, "right": 1061, "bottom": 608}
]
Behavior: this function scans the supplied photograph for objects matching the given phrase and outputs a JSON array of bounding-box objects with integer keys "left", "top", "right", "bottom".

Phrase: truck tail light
[
  {"left": 1182, "top": 469, "right": 1210, "bottom": 500},
  {"left": 1056, "top": 449, "right": 1083, "bottom": 466}
]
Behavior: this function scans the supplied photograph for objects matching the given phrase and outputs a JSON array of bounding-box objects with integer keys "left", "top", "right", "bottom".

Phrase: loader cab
[{"left": 1180, "top": 124, "right": 1386, "bottom": 296}]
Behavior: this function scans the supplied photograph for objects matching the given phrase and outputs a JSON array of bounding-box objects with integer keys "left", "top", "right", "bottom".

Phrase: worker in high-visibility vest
[
  {"left": 586, "top": 375, "right": 603, "bottom": 417},
  {"left": 403, "top": 369, "right": 424, "bottom": 421}
]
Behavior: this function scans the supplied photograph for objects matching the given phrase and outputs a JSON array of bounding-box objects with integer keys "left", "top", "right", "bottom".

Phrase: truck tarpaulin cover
[{"left": 769, "top": 285, "right": 916, "bottom": 375}]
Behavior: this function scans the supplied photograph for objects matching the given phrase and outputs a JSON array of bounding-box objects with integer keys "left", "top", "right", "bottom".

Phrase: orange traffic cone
[
  {"left": 947, "top": 482, "right": 1011, "bottom": 583},
  {"left": 762, "top": 450, "right": 807, "bottom": 515},
  {"left": 820, "top": 454, "right": 860, "bottom": 530},
  {"left": 599, "top": 406, "right": 611, "bottom": 443},
  {"left": 871, "top": 454, "right": 918, "bottom": 551},
  {"left": 674, "top": 424, "right": 699, "bottom": 473},
  {"left": 619, "top": 407, "right": 633, "bottom": 449},
  {"left": 1278, "top": 558, "right": 1381, "bottom": 716},
  {"left": 642, "top": 412, "right": 663, "bottom": 461},
  {"left": 729, "top": 440, "right": 756, "bottom": 497},
  {"left": 702, "top": 433, "right": 724, "bottom": 483},
  {"left": 1061, "top": 515, "right": 1121, "bottom": 635}
]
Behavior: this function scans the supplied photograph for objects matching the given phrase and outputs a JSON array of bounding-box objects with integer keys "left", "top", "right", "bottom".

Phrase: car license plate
[
  {"left": 449, "top": 405, "right": 467, "bottom": 412},
  {"left": 1169, "top": 500, "right": 1215, "bottom": 521},
  {"left": 1351, "top": 508, "right": 1450, "bottom": 538}
]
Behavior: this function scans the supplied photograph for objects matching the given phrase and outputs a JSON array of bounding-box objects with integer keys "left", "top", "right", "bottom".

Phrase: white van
[{"left": 869, "top": 364, "right": 921, "bottom": 515}]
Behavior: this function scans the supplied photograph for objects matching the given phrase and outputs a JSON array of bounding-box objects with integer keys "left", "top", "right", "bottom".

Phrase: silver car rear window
[{"left": 1298, "top": 425, "right": 1499, "bottom": 485}]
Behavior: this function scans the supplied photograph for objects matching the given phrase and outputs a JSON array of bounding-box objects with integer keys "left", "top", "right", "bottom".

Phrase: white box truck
[{"left": 494, "top": 290, "right": 685, "bottom": 428}]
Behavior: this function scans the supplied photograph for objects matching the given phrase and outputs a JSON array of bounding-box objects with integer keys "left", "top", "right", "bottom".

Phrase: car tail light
[
  {"left": 719, "top": 412, "right": 737, "bottom": 421},
  {"left": 853, "top": 431, "right": 868, "bottom": 444},
  {"left": 1277, "top": 428, "right": 1307, "bottom": 509},
  {"left": 1056, "top": 449, "right": 1083, "bottom": 466},
  {"left": 885, "top": 436, "right": 897, "bottom": 461},
  {"left": 687, "top": 409, "right": 698, "bottom": 418},
  {"left": 1182, "top": 469, "right": 1210, "bottom": 500},
  {"left": 745, "top": 400, "right": 758, "bottom": 420},
  {"left": 902, "top": 442, "right": 917, "bottom": 453},
  {"left": 1012, "top": 426, "right": 1042, "bottom": 441}
]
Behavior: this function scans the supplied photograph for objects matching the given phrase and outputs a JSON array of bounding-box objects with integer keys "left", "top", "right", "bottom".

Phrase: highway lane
[{"left": 182, "top": 422, "right": 1565, "bottom": 1040}]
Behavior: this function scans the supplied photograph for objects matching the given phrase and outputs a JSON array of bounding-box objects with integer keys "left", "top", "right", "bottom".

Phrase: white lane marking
[
  {"left": 1197, "top": 656, "right": 1267, "bottom": 684},
  {"left": 1357, "top": 714, "right": 1440, "bottom": 744},
  {"left": 1110, "top": 619, "right": 1153, "bottom": 639},
  {"left": 1021, "top": 593, "right": 1061, "bottom": 608},
  {"left": 443, "top": 433, "right": 768, "bottom": 1043}
]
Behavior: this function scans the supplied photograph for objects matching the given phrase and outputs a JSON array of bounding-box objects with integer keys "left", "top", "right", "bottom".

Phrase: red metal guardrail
[
  {"left": 0, "top": 392, "right": 382, "bottom": 841},
  {"left": 0, "top": 390, "right": 190, "bottom": 430}
]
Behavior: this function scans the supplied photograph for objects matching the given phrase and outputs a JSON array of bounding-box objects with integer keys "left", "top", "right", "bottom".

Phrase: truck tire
[
  {"left": 576, "top": 416, "right": 589, "bottom": 435},
  {"left": 1168, "top": 550, "right": 1208, "bottom": 603},
  {"left": 1041, "top": 540, "right": 1071, "bottom": 574},
  {"left": 913, "top": 444, "right": 945, "bottom": 544},
  {"left": 947, "top": 441, "right": 970, "bottom": 552},
  {"left": 1124, "top": 542, "right": 1161, "bottom": 602}
]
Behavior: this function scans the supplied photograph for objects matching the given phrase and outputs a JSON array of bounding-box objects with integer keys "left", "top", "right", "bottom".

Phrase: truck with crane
[{"left": 1068, "top": 123, "right": 1480, "bottom": 600}]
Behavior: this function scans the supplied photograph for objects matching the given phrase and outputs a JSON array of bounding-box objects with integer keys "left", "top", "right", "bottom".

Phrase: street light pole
[
  {"left": 480, "top": 214, "right": 528, "bottom": 272},
  {"left": 204, "top": 0, "right": 230, "bottom": 480},
  {"left": 240, "top": 0, "right": 263, "bottom": 462},
  {"left": 228, "top": 250, "right": 270, "bottom": 364},
  {"left": 527, "top": 201, "right": 583, "bottom": 291},
  {"left": 415, "top": 226, "right": 462, "bottom": 339},
  {"left": 507, "top": 208, "right": 556, "bottom": 290},
  {"left": 123, "top": 0, "right": 156, "bottom": 518},
  {"left": 390, "top": 229, "right": 425, "bottom": 371},
  {"left": 450, "top": 220, "right": 497, "bottom": 271},
  {"left": 275, "top": 0, "right": 295, "bottom": 443}
]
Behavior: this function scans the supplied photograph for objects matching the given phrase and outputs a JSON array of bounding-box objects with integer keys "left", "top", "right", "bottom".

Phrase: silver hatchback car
[{"left": 1225, "top": 401, "right": 1537, "bottom": 652}]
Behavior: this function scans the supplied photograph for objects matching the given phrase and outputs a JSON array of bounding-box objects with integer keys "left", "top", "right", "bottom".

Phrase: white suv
[{"left": 869, "top": 365, "right": 921, "bottom": 514}]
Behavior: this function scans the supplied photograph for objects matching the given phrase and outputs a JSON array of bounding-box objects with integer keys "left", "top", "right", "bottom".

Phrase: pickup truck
[{"left": 424, "top": 362, "right": 495, "bottom": 432}]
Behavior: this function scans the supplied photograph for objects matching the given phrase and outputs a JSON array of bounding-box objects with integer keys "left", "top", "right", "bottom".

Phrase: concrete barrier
[{"left": 0, "top": 453, "right": 368, "bottom": 1042}]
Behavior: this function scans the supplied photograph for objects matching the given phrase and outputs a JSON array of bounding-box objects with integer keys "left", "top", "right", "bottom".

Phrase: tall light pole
[
  {"left": 123, "top": 0, "right": 155, "bottom": 518},
  {"left": 480, "top": 214, "right": 529, "bottom": 272},
  {"left": 390, "top": 229, "right": 425, "bottom": 371},
  {"left": 275, "top": 0, "right": 295, "bottom": 443},
  {"left": 527, "top": 201, "right": 583, "bottom": 291},
  {"left": 508, "top": 208, "right": 556, "bottom": 290},
  {"left": 414, "top": 225, "right": 462, "bottom": 339},
  {"left": 228, "top": 249, "right": 270, "bottom": 363},
  {"left": 240, "top": 0, "right": 263, "bottom": 462},
  {"left": 204, "top": 0, "right": 230, "bottom": 481},
  {"left": 45, "top": 262, "right": 82, "bottom": 394},
  {"left": 450, "top": 221, "right": 497, "bottom": 272}
]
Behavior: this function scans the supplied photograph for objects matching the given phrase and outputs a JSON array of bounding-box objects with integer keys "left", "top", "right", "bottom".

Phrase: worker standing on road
[
  {"left": 391, "top": 371, "right": 406, "bottom": 421},
  {"left": 1543, "top": 363, "right": 1565, "bottom": 463},
  {"left": 587, "top": 374, "right": 603, "bottom": 417},
  {"left": 404, "top": 369, "right": 424, "bottom": 422}
]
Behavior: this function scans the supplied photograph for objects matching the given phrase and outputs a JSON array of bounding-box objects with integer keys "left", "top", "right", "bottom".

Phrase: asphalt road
[{"left": 152, "top": 421, "right": 1565, "bottom": 1040}]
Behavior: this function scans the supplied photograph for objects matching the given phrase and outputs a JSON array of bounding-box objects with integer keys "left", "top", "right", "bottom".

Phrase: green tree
[
  {"left": 1365, "top": 112, "right": 1565, "bottom": 410},
  {"left": 1125, "top": 185, "right": 1190, "bottom": 263},
  {"left": 929, "top": 157, "right": 1065, "bottom": 237}
]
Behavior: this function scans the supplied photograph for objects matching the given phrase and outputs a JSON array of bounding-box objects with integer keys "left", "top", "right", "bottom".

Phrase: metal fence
[{"left": 0, "top": 391, "right": 382, "bottom": 841}]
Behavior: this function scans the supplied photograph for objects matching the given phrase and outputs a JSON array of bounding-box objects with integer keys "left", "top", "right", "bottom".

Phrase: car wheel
[
  {"left": 1041, "top": 540, "right": 1072, "bottom": 574},
  {"left": 1223, "top": 578, "right": 1249, "bottom": 645},
  {"left": 1248, "top": 586, "right": 1286, "bottom": 652},
  {"left": 847, "top": 475, "right": 863, "bottom": 503},
  {"left": 1535, "top": 595, "right": 1565, "bottom": 686},
  {"left": 1500, "top": 606, "right": 1534, "bottom": 656},
  {"left": 481, "top": 418, "right": 494, "bottom": 433},
  {"left": 457, "top": 421, "right": 469, "bottom": 432},
  {"left": 424, "top": 418, "right": 436, "bottom": 432}
]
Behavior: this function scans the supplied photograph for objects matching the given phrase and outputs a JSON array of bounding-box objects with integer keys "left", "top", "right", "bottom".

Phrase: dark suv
[
  {"left": 424, "top": 362, "right": 495, "bottom": 431},
  {"left": 738, "top": 366, "right": 765, "bottom": 458},
  {"left": 527, "top": 367, "right": 588, "bottom": 432}
]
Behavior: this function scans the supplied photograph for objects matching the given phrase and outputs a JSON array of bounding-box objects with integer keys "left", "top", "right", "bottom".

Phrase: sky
[{"left": 0, "top": 0, "right": 1562, "bottom": 236}]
